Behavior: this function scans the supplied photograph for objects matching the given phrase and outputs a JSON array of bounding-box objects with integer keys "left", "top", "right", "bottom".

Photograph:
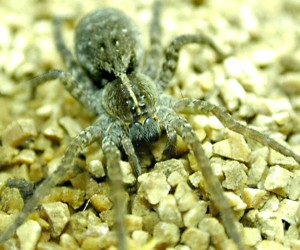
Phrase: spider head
[{"left": 102, "top": 73, "right": 161, "bottom": 143}]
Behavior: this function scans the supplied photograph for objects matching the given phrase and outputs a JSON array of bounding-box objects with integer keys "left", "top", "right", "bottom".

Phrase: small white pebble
[
  {"left": 242, "top": 227, "right": 262, "bottom": 247},
  {"left": 42, "top": 201, "right": 70, "bottom": 237},
  {"left": 213, "top": 132, "right": 251, "bottom": 162},
  {"left": 153, "top": 222, "right": 180, "bottom": 247},
  {"left": 257, "top": 211, "right": 284, "bottom": 243},
  {"left": 222, "top": 160, "right": 248, "bottom": 190},
  {"left": 264, "top": 165, "right": 292, "bottom": 196},
  {"left": 241, "top": 188, "right": 269, "bottom": 209},
  {"left": 158, "top": 195, "right": 183, "bottom": 227},
  {"left": 252, "top": 49, "right": 276, "bottom": 67},
  {"left": 16, "top": 220, "right": 41, "bottom": 250},
  {"left": 256, "top": 240, "right": 287, "bottom": 250},
  {"left": 59, "top": 116, "right": 82, "bottom": 138},
  {"left": 277, "top": 199, "right": 300, "bottom": 225},
  {"left": 181, "top": 228, "right": 210, "bottom": 250},
  {"left": 138, "top": 172, "right": 171, "bottom": 205}
]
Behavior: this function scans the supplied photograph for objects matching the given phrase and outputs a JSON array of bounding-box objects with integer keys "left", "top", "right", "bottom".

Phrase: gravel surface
[{"left": 1, "top": 0, "right": 300, "bottom": 249}]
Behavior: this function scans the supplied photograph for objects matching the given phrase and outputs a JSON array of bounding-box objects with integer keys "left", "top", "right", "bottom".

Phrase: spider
[{"left": 1, "top": 1, "right": 300, "bottom": 249}]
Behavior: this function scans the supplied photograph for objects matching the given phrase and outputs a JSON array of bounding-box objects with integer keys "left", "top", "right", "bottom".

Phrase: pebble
[
  {"left": 223, "top": 57, "right": 263, "bottom": 93},
  {"left": 182, "top": 201, "right": 208, "bottom": 228},
  {"left": 264, "top": 165, "right": 292, "bottom": 196},
  {"left": 174, "top": 182, "right": 198, "bottom": 212},
  {"left": 138, "top": 172, "right": 171, "bottom": 205},
  {"left": 242, "top": 227, "right": 262, "bottom": 247},
  {"left": 239, "top": 5, "right": 259, "bottom": 37},
  {"left": 252, "top": 49, "right": 277, "bottom": 67},
  {"left": 181, "top": 228, "right": 210, "bottom": 250},
  {"left": 256, "top": 240, "right": 287, "bottom": 250},
  {"left": 16, "top": 220, "right": 41, "bottom": 250},
  {"left": 42, "top": 120, "right": 64, "bottom": 141},
  {"left": 1, "top": 118, "right": 37, "bottom": 147},
  {"left": 248, "top": 155, "right": 268, "bottom": 186},
  {"left": 86, "top": 159, "right": 106, "bottom": 178},
  {"left": 45, "top": 186, "right": 85, "bottom": 209},
  {"left": 13, "top": 149, "right": 36, "bottom": 164},
  {"left": 222, "top": 160, "right": 248, "bottom": 190},
  {"left": 0, "top": 146, "right": 18, "bottom": 167},
  {"left": 125, "top": 214, "right": 143, "bottom": 232},
  {"left": 257, "top": 211, "right": 284, "bottom": 243},
  {"left": 153, "top": 159, "right": 187, "bottom": 179},
  {"left": 42, "top": 201, "right": 70, "bottom": 237},
  {"left": 59, "top": 233, "right": 80, "bottom": 249},
  {"left": 157, "top": 195, "right": 183, "bottom": 227},
  {"left": 120, "top": 160, "right": 136, "bottom": 185},
  {"left": 213, "top": 132, "right": 251, "bottom": 162},
  {"left": 278, "top": 73, "right": 300, "bottom": 94},
  {"left": 241, "top": 188, "right": 269, "bottom": 209},
  {"left": 277, "top": 199, "right": 299, "bottom": 225},
  {"left": 37, "top": 242, "right": 65, "bottom": 250},
  {"left": 220, "top": 79, "right": 247, "bottom": 112},
  {"left": 288, "top": 170, "right": 300, "bottom": 200},
  {"left": 153, "top": 222, "right": 180, "bottom": 247},
  {"left": 69, "top": 210, "right": 108, "bottom": 243},
  {"left": 0, "top": 186, "right": 24, "bottom": 214},
  {"left": 36, "top": 104, "right": 56, "bottom": 118},
  {"left": 268, "top": 149, "right": 298, "bottom": 169},
  {"left": 198, "top": 218, "right": 227, "bottom": 248},
  {"left": 224, "top": 192, "right": 247, "bottom": 216},
  {"left": 90, "top": 194, "right": 112, "bottom": 212},
  {"left": 59, "top": 116, "right": 82, "bottom": 138},
  {"left": 131, "top": 230, "right": 150, "bottom": 246}
]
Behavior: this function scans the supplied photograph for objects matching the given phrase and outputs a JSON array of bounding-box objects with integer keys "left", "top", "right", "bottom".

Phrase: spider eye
[
  {"left": 139, "top": 102, "right": 146, "bottom": 110},
  {"left": 131, "top": 106, "right": 137, "bottom": 114}
]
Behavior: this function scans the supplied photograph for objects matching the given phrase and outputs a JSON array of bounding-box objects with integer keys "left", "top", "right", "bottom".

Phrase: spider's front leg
[
  {"left": 0, "top": 121, "right": 104, "bottom": 245},
  {"left": 101, "top": 121, "right": 142, "bottom": 250},
  {"left": 174, "top": 98, "right": 300, "bottom": 164},
  {"left": 157, "top": 105, "right": 244, "bottom": 250}
]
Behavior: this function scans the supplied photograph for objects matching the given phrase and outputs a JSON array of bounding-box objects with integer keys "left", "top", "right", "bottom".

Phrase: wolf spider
[{"left": 1, "top": 1, "right": 300, "bottom": 249}]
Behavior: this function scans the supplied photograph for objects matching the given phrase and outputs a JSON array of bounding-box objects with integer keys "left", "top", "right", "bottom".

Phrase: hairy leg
[
  {"left": 158, "top": 34, "right": 228, "bottom": 89},
  {"left": 30, "top": 69, "right": 103, "bottom": 114},
  {"left": 102, "top": 123, "right": 130, "bottom": 250},
  {"left": 157, "top": 106, "right": 244, "bottom": 250},
  {"left": 53, "top": 17, "right": 94, "bottom": 89},
  {"left": 0, "top": 121, "right": 104, "bottom": 244},
  {"left": 144, "top": 0, "right": 163, "bottom": 80},
  {"left": 122, "top": 137, "right": 143, "bottom": 177},
  {"left": 174, "top": 98, "right": 300, "bottom": 164}
]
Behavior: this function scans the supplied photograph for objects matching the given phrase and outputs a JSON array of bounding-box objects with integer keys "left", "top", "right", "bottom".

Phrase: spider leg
[
  {"left": 174, "top": 98, "right": 300, "bottom": 164},
  {"left": 162, "top": 124, "right": 177, "bottom": 159},
  {"left": 157, "top": 106, "right": 244, "bottom": 250},
  {"left": 0, "top": 121, "right": 104, "bottom": 245},
  {"left": 144, "top": 0, "right": 163, "bottom": 79},
  {"left": 158, "top": 34, "right": 228, "bottom": 89},
  {"left": 122, "top": 137, "right": 143, "bottom": 177},
  {"left": 53, "top": 17, "right": 94, "bottom": 89},
  {"left": 102, "top": 123, "right": 130, "bottom": 250},
  {"left": 30, "top": 69, "right": 103, "bottom": 114}
]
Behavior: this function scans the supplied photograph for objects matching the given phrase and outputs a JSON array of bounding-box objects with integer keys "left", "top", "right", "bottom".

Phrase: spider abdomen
[{"left": 75, "top": 8, "right": 144, "bottom": 87}]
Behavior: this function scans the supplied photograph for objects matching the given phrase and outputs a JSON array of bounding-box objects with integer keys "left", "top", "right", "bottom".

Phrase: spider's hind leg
[
  {"left": 157, "top": 106, "right": 245, "bottom": 249},
  {"left": 144, "top": 0, "right": 163, "bottom": 79},
  {"left": 174, "top": 98, "right": 300, "bottom": 164},
  {"left": 158, "top": 34, "right": 228, "bottom": 89}
]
